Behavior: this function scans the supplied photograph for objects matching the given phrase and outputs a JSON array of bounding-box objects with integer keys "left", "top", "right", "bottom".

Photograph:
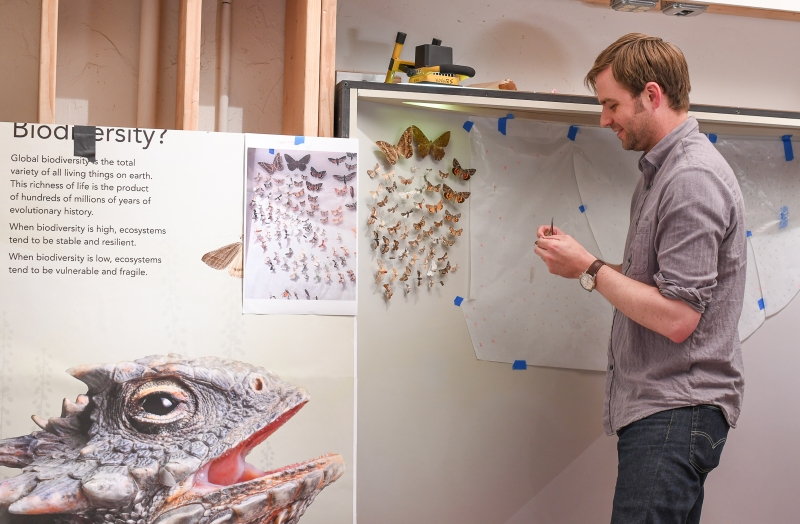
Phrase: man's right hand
[{"left": 536, "top": 224, "right": 565, "bottom": 238}]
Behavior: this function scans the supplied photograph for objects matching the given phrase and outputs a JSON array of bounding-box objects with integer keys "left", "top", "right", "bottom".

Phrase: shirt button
[
  {"left": 627, "top": 256, "right": 631, "bottom": 263},
  {"left": 646, "top": 184, "right": 652, "bottom": 190},
  {"left": 609, "top": 364, "right": 614, "bottom": 371}
]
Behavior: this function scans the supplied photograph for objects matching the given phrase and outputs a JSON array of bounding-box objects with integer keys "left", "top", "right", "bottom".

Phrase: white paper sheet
[
  {"left": 466, "top": 117, "right": 610, "bottom": 371},
  {"left": 571, "top": 126, "right": 642, "bottom": 263},
  {"left": 739, "top": 237, "right": 766, "bottom": 340},
  {"left": 243, "top": 134, "right": 359, "bottom": 315},
  {"left": 716, "top": 136, "right": 800, "bottom": 318}
]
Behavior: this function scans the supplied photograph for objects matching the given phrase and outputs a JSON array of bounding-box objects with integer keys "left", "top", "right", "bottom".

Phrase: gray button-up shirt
[{"left": 603, "top": 116, "right": 746, "bottom": 435}]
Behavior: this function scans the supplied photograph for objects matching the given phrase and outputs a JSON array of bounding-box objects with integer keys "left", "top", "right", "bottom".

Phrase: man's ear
[{"left": 644, "top": 81, "right": 663, "bottom": 110}]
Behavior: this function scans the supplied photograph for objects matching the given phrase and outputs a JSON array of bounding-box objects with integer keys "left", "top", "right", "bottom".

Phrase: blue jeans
[{"left": 611, "top": 405, "right": 730, "bottom": 524}]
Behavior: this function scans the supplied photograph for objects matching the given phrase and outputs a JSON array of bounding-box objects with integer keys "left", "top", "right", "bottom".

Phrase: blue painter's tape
[
  {"left": 707, "top": 133, "right": 718, "bottom": 144},
  {"left": 567, "top": 126, "right": 579, "bottom": 141},
  {"left": 746, "top": 230, "right": 752, "bottom": 237},
  {"left": 779, "top": 206, "right": 789, "bottom": 229},
  {"left": 758, "top": 298, "right": 765, "bottom": 310},
  {"left": 783, "top": 135, "right": 794, "bottom": 161},
  {"left": 498, "top": 113, "right": 515, "bottom": 135},
  {"left": 454, "top": 296, "right": 464, "bottom": 306},
  {"left": 512, "top": 360, "right": 527, "bottom": 370},
  {"left": 294, "top": 136, "right": 305, "bottom": 145},
  {"left": 463, "top": 121, "right": 474, "bottom": 132},
  {"left": 269, "top": 148, "right": 274, "bottom": 154},
  {"left": 579, "top": 204, "right": 586, "bottom": 213}
]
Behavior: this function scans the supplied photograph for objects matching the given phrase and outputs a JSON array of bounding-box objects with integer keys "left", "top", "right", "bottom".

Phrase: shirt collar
[{"left": 638, "top": 116, "right": 699, "bottom": 176}]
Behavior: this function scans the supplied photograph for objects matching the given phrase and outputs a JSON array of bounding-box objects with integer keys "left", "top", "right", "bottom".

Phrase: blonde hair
[{"left": 585, "top": 33, "right": 691, "bottom": 112}]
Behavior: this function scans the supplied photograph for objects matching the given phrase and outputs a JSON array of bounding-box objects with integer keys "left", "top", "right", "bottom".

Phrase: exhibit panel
[{"left": 0, "top": 124, "right": 354, "bottom": 524}]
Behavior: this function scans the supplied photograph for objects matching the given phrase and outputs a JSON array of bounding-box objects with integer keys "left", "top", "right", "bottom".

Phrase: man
[{"left": 534, "top": 34, "right": 746, "bottom": 523}]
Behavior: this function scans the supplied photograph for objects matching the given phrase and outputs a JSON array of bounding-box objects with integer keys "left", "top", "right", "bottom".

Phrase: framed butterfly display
[{"left": 243, "top": 136, "right": 359, "bottom": 315}]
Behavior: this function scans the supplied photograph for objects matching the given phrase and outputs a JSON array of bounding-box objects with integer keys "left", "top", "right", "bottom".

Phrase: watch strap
[{"left": 586, "top": 259, "right": 606, "bottom": 277}]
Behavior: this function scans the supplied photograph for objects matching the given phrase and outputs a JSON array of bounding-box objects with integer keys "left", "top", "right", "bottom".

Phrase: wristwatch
[{"left": 579, "top": 260, "right": 606, "bottom": 292}]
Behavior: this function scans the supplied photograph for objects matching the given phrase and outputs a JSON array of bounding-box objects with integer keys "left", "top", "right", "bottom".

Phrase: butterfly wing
[
  {"left": 411, "top": 126, "right": 431, "bottom": 158},
  {"left": 202, "top": 242, "right": 243, "bottom": 278},
  {"left": 431, "top": 131, "right": 451, "bottom": 161},
  {"left": 296, "top": 154, "right": 310, "bottom": 171},
  {"left": 376, "top": 141, "right": 400, "bottom": 164},
  {"left": 397, "top": 126, "right": 413, "bottom": 159},
  {"left": 310, "top": 167, "right": 326, "bottom": 179}
]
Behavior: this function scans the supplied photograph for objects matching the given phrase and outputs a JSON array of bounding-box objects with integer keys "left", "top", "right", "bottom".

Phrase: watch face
[{"left": 580, "top": 273, "right": 595, "bottom": 291}]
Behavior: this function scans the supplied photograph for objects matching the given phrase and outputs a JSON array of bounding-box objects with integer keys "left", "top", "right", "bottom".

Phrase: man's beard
[{"left": 620, "top": 97, "right": 653, "bottom": 152}]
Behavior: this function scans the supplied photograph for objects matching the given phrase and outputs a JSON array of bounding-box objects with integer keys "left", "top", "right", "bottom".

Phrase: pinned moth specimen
[
  {"left": 258, "top": 152, "right": 284, "bottom": 174},
  {"left": 310, "top": 167, "right": 327, "bottom": 179},
  {"left": 441, "top": 236, "right": 455, "bottom": 247},
  {"left": 400, "top": 209, "right": 415, "bottom": 218},
  {"left": 376, "top": 196, "right": 389, "bottom": 207},
  {"left": 387, "top": 204, "right": 399, "bottom": 213},
  {"left": 399, "top": 175, "right": 414, "bottom": 185},
  {"left": 370, "top": 184, "right": 383, "bottom": 199},
  {"left": 390, "top": 268, "right": 399, "bottom": 283},
  {"left": 346, "top": 152, "right": 357, "bottom": 160},
  {"left": 425, "top": 180, "right": 441, "bottom": 193},
  {"left": 345, "top": 163, "right": 357, "bottom": 170},
  {"left": 449, "top": 227, "right": 463, "bottom": 237},
  {"left": 306, "top": 181, "right": 322, "bottom": 191},
  {"left": 367, "top": 207, "right": 378, "bottom": 225},
  {"left": 442, "top": 184, "right": 470, "bottom": 204},
  {"left": 399, "top": 226, "right": 409, "bottom": 239},
  {"left": 347, "top": 269, "right": 356, "bottom": 282},
  {"left": 376, "top": 126, "right": 413, "bottom": 165},
  {"left": 333, "top": 172, "right": 356, "bottom": 184},
  {"left": 334, "top": 186, "right": 348, "bottom": 196},
  {"left": 376, "top": 259, "right": 388, "bottom": 283},
  {"left": 411, "top": 126, "right": 450, "bottom": 161},
  {"left": 202, "top": 241, "right": 243, "bottom": 278},
  {"left": 367, "top": 163, "right": 381, "bottom": 179},
  {"left": 413, "top": 217, "right": 426, "bottom": 231},
  {"left": 286, "top": 154, "right": 311, "bottom": 171},
  {"left": 434, "top": 220, "right": 443, "bottom": 228},
  {"left": 345, "top": 202, "right": 357, "bottom": 211},
  {"left": 381, "top": 171, "right": 395, "bottom": 180},
  {"left": 387, "top": 221, "right": 402, "bottom": 235},
  {"left": 385, "top": 181, "right": 398, "bottom": 193},
  {"left": 438, "top": 170, "right": 449, "bottom": 179},
  {"left": 381, "top": 236, "right": 391, "bottom": 255},
  {"left": 329, "top": 155, "right": 346, "bottom": 165},
  {"left": 384, "top": 283, "right": 394, "bottom": 300},
  {"left": 444, "top": 210, "right": 461, "bottom": 223},
  {"left": 451, "top": 158, "right": 476, "bottom": 180},
  {"left": 426, "top": 200, "right": 443, "bottom": 214}
]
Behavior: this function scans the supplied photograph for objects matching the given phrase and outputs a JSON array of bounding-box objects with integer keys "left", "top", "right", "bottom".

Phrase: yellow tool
[{"left": 385, "top": 32, "right": 475, "bottom": 86}]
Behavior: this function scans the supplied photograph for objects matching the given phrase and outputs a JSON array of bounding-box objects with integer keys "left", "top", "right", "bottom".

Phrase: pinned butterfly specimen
[
  {"left": 425, "top": 180, "right": 441, "bottom": 192},
  {"left": 370, "top": 185, "right": 383, "bottom": 199},
  {"left": 434, "top": 220, "right": 443, "bottom": 228},
  {"left": 385, "top": 181, "right": 398, "bottom": 193},
  {"left": 310, "top": 203, "right": 320, "bottom": 210},
  {"left": 382, "top": 171, "right": 395, "bottom": 180},
  {"left": 399, "top": 175, "right": 414, "bottom": 185},
  {"left": 345, "top": 202, "right": 357, "bottom": 211},
  {"left": 258, "top": 153, "right": 283, "bottom": 174},
  {"left": 411, "top": 126, "right": 450, "bottom": 161},
  {"left": 306, "top": 181, "right": 322, "bottom": 191},
  {"left": 384, "top": 283, "right": 394, "bottom": 300},
  {"left": 334, "top": 172, "right": 357, "bottom": 184},
  {"left": 441, "top": 236, "right": 455, "bottom": 247},
  {"left": 292, "top": 189, "right": 305, "bottom": 198},
  {"left": 438, "top": 170, "right": 449, "bottom": 179},
  {"left": 413, "top": 199, "right": 426, "bottom": 209},
  {"left": 443, "top": 183, "right": 471, "bottom": 204},
  {"left": 444, "top": 210, "right": 461, "bottom": 222},
  {"left": 310, "top": 167, "right": 327, "bottom": 179},
  {"left": 449, "top": 227, "right": 463, "bottom": 236},
  {"left": 202, "top": 241, "right": 243, "bottom": 278},
  {"left": 345, "top": 163, "right": 357, "bottom": 170},
  {"left": 387, "top": 221, "right": 402, "bottom": 235},
  {"left": 387, "top": 204, "right": 399, "bottom": 213},
  {"left": 329, "top": 155, "right": 346, "bottom": 165},
  {"left": 376, "top": 196, "right": 389, "bottom": 207},
  {"left": 422, "top": 227, "right": 434, "bottom": 238},
  {"left": 376, "top": 126, "right": 413, "bottom": 165},
  {"left": 293, "top": 180, "right": 304, "bottom": 187},
  {"left": 426, "top": 200, "right": 444, "bottom": 214},
  {"left": 367, "top": 207, "right": 378, "bottom": 225},
  {"left": 286, "top": 154, "right": 311, "bottom": 171},
  {"left": 332, "top": 215, "right": 344, "bottom": 224},
  {"left": 413, "top": 217, "right": 426, "bottom": 230},
  {"left": 367, "top": 164, "right": 381, "bottom": 179},
  {"left": 308, "top": 195, "right": 318, "bottom": 202},
  {"left": 451, "top": 158, "right": 476, "bottom": 180},
  {"left": 335, "top": 186, "right": 348, "bottom": 196}
]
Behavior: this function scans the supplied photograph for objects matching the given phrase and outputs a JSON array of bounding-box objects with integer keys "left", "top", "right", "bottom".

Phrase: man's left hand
[{"left": 534, "top": 230, "right": 596, "bottom": 279}]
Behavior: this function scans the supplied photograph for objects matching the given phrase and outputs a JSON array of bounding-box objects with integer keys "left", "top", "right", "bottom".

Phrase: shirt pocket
[{"left": 629, "top": 219, "right": 651, "bottom": 276}]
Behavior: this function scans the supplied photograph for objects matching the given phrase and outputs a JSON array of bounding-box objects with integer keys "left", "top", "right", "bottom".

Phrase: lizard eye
[
  {"left": 141, "top": 393, "right": 179, "bottom": 415},
  {"left": 127, "top": 379, "right": 195, "bottom": 432}
]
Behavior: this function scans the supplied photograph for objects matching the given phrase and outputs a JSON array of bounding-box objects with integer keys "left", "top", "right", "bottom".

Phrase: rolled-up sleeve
[{"left": 652, "top": 162, "right": 731, "bottom": 313}]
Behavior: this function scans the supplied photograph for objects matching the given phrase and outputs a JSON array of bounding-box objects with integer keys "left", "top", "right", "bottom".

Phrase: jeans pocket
[{"left": 690, "top": 405, "right": 730, "bottom": 474}]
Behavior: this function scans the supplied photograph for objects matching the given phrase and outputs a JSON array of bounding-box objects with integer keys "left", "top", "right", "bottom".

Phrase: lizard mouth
[{"left": 169, "top": 402, "right": 345, "bottom": 524}]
